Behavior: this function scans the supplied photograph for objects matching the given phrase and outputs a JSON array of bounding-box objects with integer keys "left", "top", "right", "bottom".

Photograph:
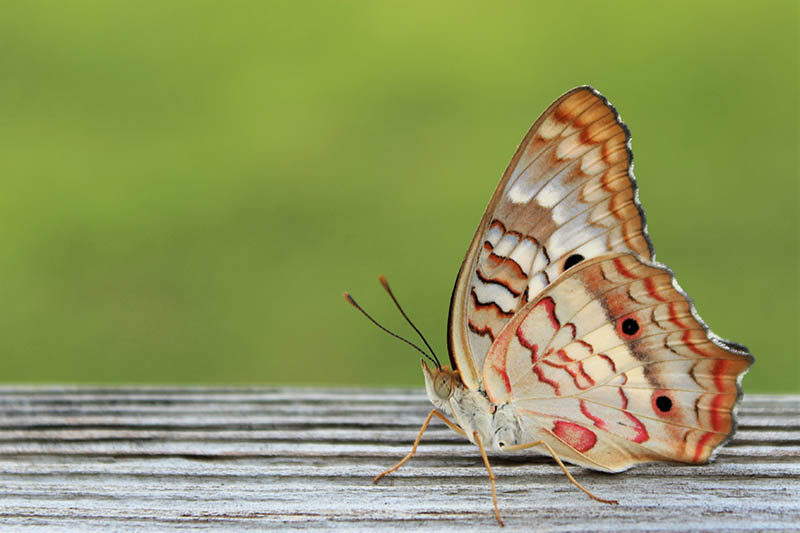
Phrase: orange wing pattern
[
  {"left": 483, "top": 254, "right": 753, "bottom": 471},
  {"left": 449, "top": 87, "right": 653, "bottom": 388}
]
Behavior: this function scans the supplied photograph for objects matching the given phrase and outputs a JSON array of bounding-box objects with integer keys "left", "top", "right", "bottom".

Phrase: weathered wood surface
[{"left": 0, "top": 387, "right": 797, "bottom": 531}]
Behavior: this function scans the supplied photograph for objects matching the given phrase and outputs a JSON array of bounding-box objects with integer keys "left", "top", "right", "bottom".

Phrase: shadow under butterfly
[{"left": 345, "top": 86, "right": 753, "bottom": 527}]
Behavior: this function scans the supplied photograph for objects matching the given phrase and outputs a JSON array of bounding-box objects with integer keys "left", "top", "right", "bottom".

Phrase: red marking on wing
[
  {"left": 497, "top": 369, "right": 512, "bottom": 396},
  {"left": 710, "top": 393, "right": 725, "bottom": 432},
  {"left": 596, "top": 352, "right": 617, "bottom": 372},
  {"left": 543, "top": 359, "right": 595, "bottom": 389},
  {"left": 538, "top": 297, "right": 561, "bottom": 330},
  {"left": 624, "top": 412, "right": 649, "bottom": 443},
  {"left": 553, "top": 420, "right": 597, "bottom": 453},
  {"left": 516, "top": 325, "right": 540, "bottom": 362},
  {"left": 712, "top": 359, "right": 729, "bottom": 392},
  {"left": 643, "top": 277, "right": 667, "bottom": 302},
  {"left": 582, "top": 397, "right": 647, "bottom": 443},
  {"left": 484, "top": 325, "right": 514, "bottom": 404},
  {"left": 491, "top": 352, "right": 512, "bottom": 396},
  {"left": 533, "top": 365, "right": 561, "bottom": 395},
  {"left": 613, "top": 257, "right": 637, "bottom": 279},
  {"left": 580, "top": 400, "right": 608, "bottom": 430},
  {"left": 576, "top": 339, "right": 593, "bottom": 353},
  {"left": 693, "top": 432, "right": 715, "bottom": 463},
  {"left": 576, "top": 361, "right": 596, "bottom": 387},
  {"left": 618, "top": 387, "right": 628, "bottom": 409},
  {"left": 555, "top": 349, "right": 574, "bottom": 363},
  {"left": 682, "top": 330, "right": 709, "bottom": 357},
  {"left": 668, "top": 302, "right": 688, "bottom": 329}
]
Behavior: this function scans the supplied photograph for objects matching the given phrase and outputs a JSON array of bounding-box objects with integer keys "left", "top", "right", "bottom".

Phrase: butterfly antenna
[
  {"left": 378, "top": 275, "right": 442, "bottom": 369},
  {"left": 344, "top": 291, "right": 440, "bottom": 369}
]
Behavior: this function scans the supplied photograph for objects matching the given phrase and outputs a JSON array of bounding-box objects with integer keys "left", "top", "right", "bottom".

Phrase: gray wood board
[{"left": 0, "top": 387, "right": 797, "bottom": 531}]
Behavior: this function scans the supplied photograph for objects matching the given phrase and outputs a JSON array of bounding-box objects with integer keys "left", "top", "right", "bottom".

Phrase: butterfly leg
[
  {"left": 505, "top": 440, "right": 618, "bottom": 505},
  {"left": 472, "top": 430, "right": 505, "bottom": 527},
  {"left": 374, "top": 408, "right": 465, "bottom": 484}
]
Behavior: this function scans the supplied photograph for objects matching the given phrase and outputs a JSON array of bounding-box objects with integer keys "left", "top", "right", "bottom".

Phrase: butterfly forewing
[
  {"left": 483, "top": 253, "right": 753, "bottom": 472},
  {"left": 449, "top": 87, "right": 654, "bottom": 388}
]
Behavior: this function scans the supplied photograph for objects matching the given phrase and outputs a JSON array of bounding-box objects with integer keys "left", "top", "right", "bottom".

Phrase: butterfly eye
[
  {"left": 434, "top": 373, "right": 453, "bottom": 399},
  {"left": 563, "top": 254, "right": 584, "bottom": 271},
  {"left": 655, "top": 395, "right": 673, "bottom": 412}
]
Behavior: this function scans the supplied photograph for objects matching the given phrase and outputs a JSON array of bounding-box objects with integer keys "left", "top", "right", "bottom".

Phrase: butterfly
[{"left": 345, "top": 86, "right": 753, "bottom": 526}]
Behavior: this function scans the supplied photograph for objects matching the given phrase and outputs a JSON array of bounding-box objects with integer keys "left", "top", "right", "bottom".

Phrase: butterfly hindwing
[
  {"left": 483, "top": 253, "right": 752, "bottom": 471},
  {"left": 449, "top": 87, "right": 654, "bottom": 389}
]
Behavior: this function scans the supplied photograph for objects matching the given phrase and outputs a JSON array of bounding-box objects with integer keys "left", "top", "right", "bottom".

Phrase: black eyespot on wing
[
  {"left": 655, "top": 395, "right": 673, "bottom": 412},
  {"left": 621, "top": 318, "right": 639, "bottom": 335},
  {"left": 564, "top": 254, "right": 584, "bottom": 271}
]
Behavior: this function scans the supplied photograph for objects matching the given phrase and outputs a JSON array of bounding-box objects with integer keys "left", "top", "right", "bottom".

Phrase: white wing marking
[
  {"left": 473, "top": 282, "right": 517, "bottom": 314},
  {"left": 494, "top": 233, "right": 520, "bottom": 256},
  {"left": 508, "top": 238, "right": 538, "bottom": 275}
]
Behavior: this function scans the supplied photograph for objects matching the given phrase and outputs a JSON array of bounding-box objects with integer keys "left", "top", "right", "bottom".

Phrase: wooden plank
[{"left": 0, "top": 388, "right": 797, "bottom": 531}]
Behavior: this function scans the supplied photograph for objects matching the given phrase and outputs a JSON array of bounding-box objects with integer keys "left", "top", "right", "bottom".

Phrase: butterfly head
[{"left": 421, "top": 359, "right": 461, "bottom": 408}]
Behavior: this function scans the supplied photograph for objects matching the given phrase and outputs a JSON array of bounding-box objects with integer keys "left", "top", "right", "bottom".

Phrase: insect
[{"left": 345, "top": 86, "right": 753, "bottom": 526}]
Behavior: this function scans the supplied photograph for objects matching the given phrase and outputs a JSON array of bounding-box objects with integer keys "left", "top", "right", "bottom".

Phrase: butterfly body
[{"left": 422, "top": 360, "right": 522, "bottom": 452}]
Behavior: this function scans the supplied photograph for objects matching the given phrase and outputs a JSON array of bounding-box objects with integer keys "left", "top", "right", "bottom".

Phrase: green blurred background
[{"left": 0, "top": 1, "right": 796, "bottom": 391}]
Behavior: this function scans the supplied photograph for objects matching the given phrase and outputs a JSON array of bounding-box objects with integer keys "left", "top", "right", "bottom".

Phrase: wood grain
[{"left": 0, "top": 387, "right": 796, "bottom": 531}]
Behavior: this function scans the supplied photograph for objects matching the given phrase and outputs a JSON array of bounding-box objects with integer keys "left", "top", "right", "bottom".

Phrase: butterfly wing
[
  {"left": 483, "top": 253, "right": 753, "bottom": 472},
  {"left": 449, "top": 87, "right": 654, "bottom": 389}
]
